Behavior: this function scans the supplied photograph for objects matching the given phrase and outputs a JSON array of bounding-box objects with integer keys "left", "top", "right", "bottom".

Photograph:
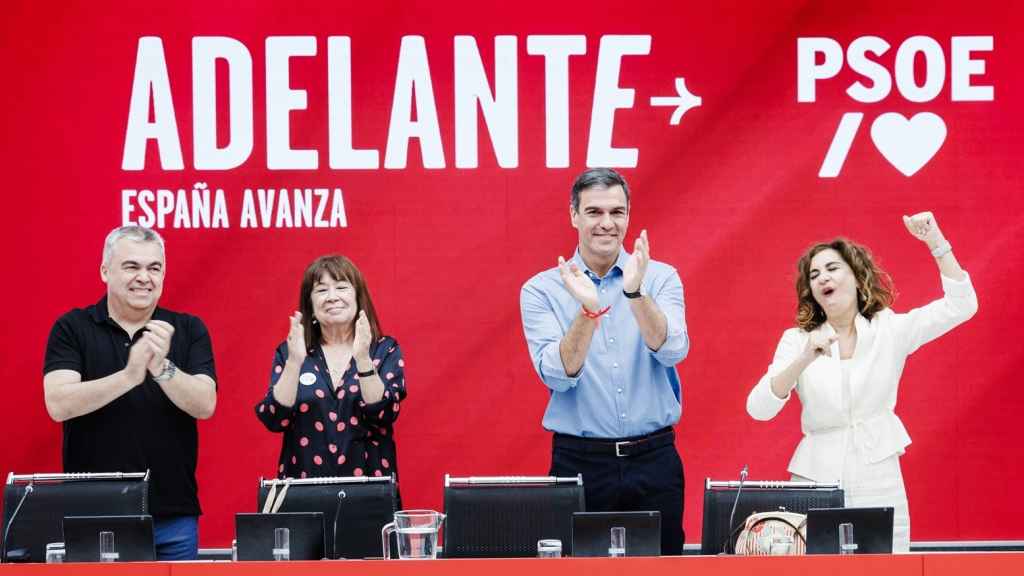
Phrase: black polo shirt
[{"left": 43, "top": 296, "right": 217, "bottom": 517}]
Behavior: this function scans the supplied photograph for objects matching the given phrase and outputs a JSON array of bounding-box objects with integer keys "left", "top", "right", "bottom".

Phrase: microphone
[
  {"left": 331, "top": 490, "right": 346, "bottom": 559},
  {"left": 723, "top": 465, "right": 748, "bottom": 555},
  {"left": 2, "top": 483, "right": 33, "bottom": 563}
]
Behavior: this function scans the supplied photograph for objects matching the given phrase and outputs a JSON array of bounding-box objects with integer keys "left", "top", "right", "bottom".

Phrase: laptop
[
  {"left": 62, "top": 515, "right": 155, "bottom": 562},
  {"left": 806, "top": 507, "right": 894, "bottom": 554},
  {"left": 571, "top": 511, "right": 661, "bottom": 557},
  {"left": 235, "top": 512, "right": 325, "bottom": 561}
]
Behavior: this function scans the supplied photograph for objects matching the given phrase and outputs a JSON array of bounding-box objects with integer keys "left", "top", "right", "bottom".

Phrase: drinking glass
[
  {"left": 273, "top": 527, "right": 290, "bottom": 561},
  {"left": 537, "top": 539, "right": 562, "bottom": 558},
  {"left": 45, "top": 543, "right": 65, "bottom": 563},
  {"left": 608, "top": 526, "right": 626, "bottom": 557},
  {"left": 838, "top": 522, "right": 858, "bottom": 555},
  {"left": 99, "top": 531, "right": 119, "bottom": 562}
]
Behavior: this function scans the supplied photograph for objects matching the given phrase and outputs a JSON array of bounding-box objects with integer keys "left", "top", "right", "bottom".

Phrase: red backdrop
[{"left": 2, "top": 0, "right": 1022, "bottom": 546}]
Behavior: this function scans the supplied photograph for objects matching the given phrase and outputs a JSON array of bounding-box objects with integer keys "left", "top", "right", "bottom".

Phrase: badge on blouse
[{"left": 299, "top": 372, "right": 317, "bottom": 386}]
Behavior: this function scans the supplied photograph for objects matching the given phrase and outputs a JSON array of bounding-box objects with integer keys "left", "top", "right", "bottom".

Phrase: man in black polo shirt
[{"left": 43, "top": 225, "right": 217, "bottom": 560}]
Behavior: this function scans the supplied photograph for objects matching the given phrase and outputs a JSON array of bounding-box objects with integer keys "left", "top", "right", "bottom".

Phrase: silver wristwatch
[{"left": 153, "top": 359, "right": 177, "bottom": 384}]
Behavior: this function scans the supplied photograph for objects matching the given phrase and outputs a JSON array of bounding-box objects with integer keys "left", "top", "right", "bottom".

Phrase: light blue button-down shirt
[{"left": 520, "top": 248, "right": 689, "bottom": 438}]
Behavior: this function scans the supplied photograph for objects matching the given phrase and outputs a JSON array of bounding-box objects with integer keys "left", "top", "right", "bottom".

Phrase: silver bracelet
[{"left": 930, "top": 240, "right": 952, "bottom": 258}]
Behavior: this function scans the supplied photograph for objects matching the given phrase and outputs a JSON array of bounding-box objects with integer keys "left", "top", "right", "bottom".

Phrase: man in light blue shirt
[{"left": 520, "top": 168, "right": 690, "bottom": 553}]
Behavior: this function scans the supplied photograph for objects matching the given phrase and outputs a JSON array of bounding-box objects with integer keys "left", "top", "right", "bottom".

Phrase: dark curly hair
[{"left": 795, "top": 238, "right": 896, "bottom": 331}]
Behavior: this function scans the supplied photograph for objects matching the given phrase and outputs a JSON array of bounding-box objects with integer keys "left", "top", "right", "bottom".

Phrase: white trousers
[{"left": 794, "top": 448, "right": 910, "bottom": 552}]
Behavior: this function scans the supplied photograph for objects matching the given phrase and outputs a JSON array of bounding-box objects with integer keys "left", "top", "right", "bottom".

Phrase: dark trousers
[{"left": 549, "top": 433, "right": 685, "bottom": 555}]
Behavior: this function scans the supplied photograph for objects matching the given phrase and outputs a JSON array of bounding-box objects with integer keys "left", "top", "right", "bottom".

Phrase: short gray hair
[{"left": 102, "top": 225, "right": 165, "bottom": 266}]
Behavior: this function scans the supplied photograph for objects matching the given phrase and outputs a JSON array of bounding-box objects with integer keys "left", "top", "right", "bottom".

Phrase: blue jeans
[{"left": 153, "top": 516, "right": 198, "bottom": 560}]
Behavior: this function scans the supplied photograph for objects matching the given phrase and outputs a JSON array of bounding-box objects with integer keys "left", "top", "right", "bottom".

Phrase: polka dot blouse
[{"left": 255, "top": 336, "right": 406, "bottom": 480}]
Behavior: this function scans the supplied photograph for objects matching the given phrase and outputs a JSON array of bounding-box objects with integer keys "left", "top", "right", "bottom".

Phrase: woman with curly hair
[{"left": 746, "top": 212, "right": 978, "bottom": 552}]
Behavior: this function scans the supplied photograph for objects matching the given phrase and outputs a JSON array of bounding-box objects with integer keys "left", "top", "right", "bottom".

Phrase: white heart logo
[{"left": 870, "top": 112, "right": 947, "bottom": 177}]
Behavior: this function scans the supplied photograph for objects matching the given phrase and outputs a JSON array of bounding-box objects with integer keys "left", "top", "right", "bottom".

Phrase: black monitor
[
  {"left": 700, "top": 478, "right": 844, "bottom": 555},
  {"left": 256, "top": 475, "right": 396, "bottom": 559},
  {"left": 571, "top": 511, "right": 661, "bottom": 557},
  {"left": 2, "top": 472, "right": 149, "bottom": 563},
  {"left": 63, "top": 515, "right": 155, "bottom": 562},
  {"left": 806, "top": 507, "right": 894, "bottom": 554},
  {"left": 442, "top": 474, "right": 584, "bottom": 558},
  {"left": 235, "top": 512, "right": 325, "bottom": 561}
]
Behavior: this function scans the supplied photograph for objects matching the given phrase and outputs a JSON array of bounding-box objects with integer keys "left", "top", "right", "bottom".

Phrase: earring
[{"left": 312, "top": 318, "right": 318, "bottom": 325}]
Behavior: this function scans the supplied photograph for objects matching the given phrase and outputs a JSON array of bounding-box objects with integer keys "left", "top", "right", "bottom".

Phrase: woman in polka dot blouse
[{"left": 255, "top": 255, "right": 406, "bottom": 488}]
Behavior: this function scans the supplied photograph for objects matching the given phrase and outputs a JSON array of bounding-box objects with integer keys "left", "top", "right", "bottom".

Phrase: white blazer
[{"left": 747, "top": 273, "right": 978, "bottom": 482}]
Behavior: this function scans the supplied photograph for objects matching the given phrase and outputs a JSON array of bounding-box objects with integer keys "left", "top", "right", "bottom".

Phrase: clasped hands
[{"left": 125, "top": 320, "right": 175, "bottom": 384}]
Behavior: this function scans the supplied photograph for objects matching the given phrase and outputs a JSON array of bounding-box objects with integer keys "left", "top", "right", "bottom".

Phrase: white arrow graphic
[{"left": 650, "top": 78, "right": 702, "bottom": 125}]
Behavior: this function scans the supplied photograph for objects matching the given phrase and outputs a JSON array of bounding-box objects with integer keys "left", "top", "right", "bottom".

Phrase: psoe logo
[{"left": 797, "top": 35, "right": 994, "bottom": 178}]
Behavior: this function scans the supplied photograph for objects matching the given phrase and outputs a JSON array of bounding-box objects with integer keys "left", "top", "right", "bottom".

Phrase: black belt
[{"left": 552, "top": 427, "right": 675, "bottom": 458}]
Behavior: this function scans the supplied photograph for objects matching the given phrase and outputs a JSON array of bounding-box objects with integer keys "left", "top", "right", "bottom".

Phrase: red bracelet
[{"left": 581, "top": 305, "right": 611, "bottom": 319}]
